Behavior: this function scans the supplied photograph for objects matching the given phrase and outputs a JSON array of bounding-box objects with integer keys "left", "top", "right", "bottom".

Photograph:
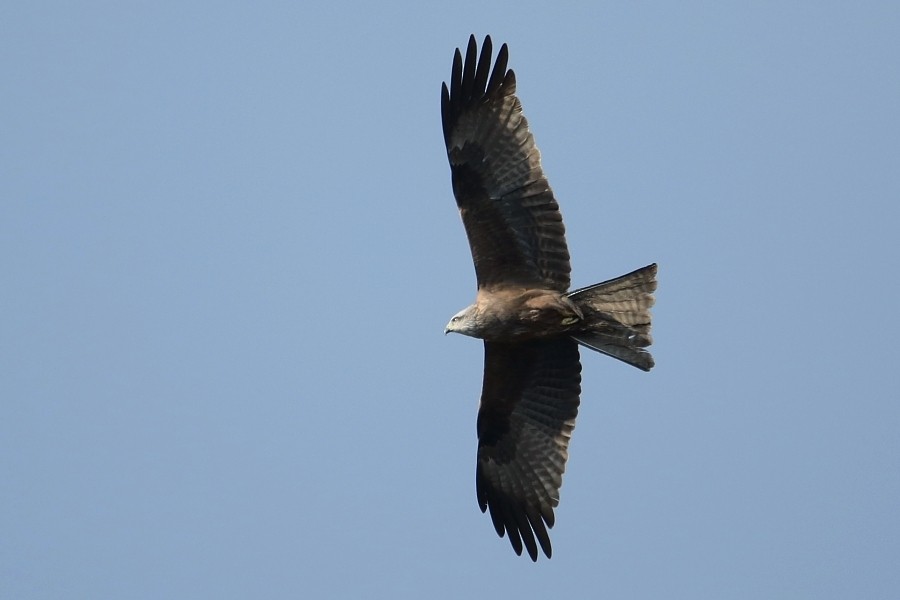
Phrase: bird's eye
[{"left": 452, "top": 316, "right": 460, "bottom": 322}]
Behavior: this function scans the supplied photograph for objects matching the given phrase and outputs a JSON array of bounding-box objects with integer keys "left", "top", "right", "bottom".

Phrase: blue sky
[{"left": 2, "top": 2, "right": 899, "bottom": 598}]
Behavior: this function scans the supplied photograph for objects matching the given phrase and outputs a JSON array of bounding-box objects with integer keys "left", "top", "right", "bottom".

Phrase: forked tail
[{"left": 566, "top": 263, "right": 657, "bottom": 371}]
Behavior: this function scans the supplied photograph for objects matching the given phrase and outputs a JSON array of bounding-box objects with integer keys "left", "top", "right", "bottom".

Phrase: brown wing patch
[{"left": 475, "top": 338, "right": 582, "bottom": 560}]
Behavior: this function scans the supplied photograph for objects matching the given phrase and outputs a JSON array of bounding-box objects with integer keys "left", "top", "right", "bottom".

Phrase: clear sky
[{"left": 2, "top": 2, "right": 899, "bottom": 598}]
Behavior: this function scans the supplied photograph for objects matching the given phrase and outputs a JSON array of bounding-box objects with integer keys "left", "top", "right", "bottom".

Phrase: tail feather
[
  {"left": 567, "top": 263, "right": 657, "bottom": 371},
  {"left": 572, "top": 331, "right": 655, "bottom": 371}
]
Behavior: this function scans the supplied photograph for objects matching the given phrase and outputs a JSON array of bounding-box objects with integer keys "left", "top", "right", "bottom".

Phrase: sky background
[{"left": 3, "top": 2, "right": 899, "bottom": 598}]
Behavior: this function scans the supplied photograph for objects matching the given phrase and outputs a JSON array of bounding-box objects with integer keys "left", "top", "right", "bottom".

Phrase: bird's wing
[
  {"left": 442, "top": 35, "right": 571, "bottom": 292},
  {"left": 475, "top": 338, "right": 582, "bottom": 560}
]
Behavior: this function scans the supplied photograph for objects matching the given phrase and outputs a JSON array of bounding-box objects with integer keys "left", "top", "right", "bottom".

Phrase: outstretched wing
[
  {"left": 476, "top": 338, "right": 582, "bottom": 560},
  {"left": 442, "top": 35, "right": 571, "bottom": 292}
]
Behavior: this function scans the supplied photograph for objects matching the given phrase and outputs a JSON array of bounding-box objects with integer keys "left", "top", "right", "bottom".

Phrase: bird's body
[
  {"left": 441, "top": 35, "right": 657, "bottom": 561},
  {"left": 447, "top": 287, "right": 582, "bottom": 341}
]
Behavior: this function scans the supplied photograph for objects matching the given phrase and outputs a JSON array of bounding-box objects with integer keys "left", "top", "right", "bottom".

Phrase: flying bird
[{"left": 441, "top": 35, "right": 658, "bottom": 561}]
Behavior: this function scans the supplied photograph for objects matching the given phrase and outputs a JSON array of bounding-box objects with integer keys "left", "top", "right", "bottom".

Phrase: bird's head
[{"left": 445, "top": 304, "right": 480, "bottom": 337}]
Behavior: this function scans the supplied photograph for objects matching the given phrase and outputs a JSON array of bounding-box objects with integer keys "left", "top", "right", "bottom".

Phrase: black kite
[{"left": 441, "top": 35, "right": 658, "bottom": 561}]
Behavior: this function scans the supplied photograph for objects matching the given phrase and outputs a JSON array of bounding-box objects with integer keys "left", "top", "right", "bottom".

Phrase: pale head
[{"left": 445, "top": 304, "right": 481, "bottom": 337}]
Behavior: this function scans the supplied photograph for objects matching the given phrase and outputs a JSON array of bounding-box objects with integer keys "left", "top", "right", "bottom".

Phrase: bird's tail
[{"left": 566, "top": 263, "right": 657, "bottom": 372}]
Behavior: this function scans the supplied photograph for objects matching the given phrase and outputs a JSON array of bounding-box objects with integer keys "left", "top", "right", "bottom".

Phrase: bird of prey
[{"left": 441, "top": 35, "right": 658, "bottom": 561}]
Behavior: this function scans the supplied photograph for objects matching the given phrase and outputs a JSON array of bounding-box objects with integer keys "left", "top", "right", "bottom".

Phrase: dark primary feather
[
  {"left": 441, "top": 35, "right": 571, "bottom": 292},
  {"left": 475, "top": 339, "right": 582, "bottom": 561}
]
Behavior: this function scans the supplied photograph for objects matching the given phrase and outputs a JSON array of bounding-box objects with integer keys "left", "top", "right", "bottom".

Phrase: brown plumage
[{"left": 441, "top": 35, "right": 657, "bottom": 561}]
